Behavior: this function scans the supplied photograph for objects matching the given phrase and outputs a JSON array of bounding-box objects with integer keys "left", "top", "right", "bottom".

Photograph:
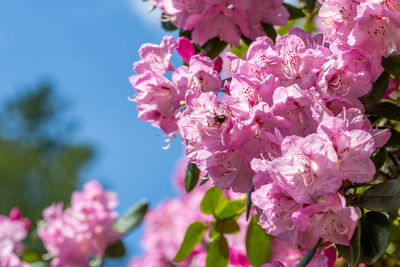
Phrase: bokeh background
[{"left": 0, "top": 0, "right": 183, "bottom": 265}]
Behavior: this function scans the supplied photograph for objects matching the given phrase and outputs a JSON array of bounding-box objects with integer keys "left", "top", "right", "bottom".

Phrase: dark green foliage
[
  {"left": 360, "top": 71, "right": 390, "bottom": 106},
  {"left": 283, "top": 3, "right": 306, "bottom": 20},
  {"left": 184, "top": 162, "right": 200, "bottom": 193},
  {"left": 105, "top": 241, "right": 126, "bottom": 258},
  {"left": 0, "top": 84, "right": 93, "bottom": 221},
  {"left": 359, "top": 180, "right": 400, "bottom": 211},
  {"left": 296, "top": 239, "right": 321, "bottom": 267},
  {"left": 201, "top": 38, "right": 228, "bottom": 59},
  {"left": 382, "top": 52, "right": 400, "bottom": 79},
  {"left": 360, "top": 212, "right": 390, "bottom": 264},
  {"left": 365, "top": 101, "right": 400, "bottom": 121},
  {"left": 337, "top": 223, "right": 361, "bottom": 266},
  {"left": 114, "top": 200, "right": 148, "bottom": 234},
  {"left": 262, "top": 23, "right": 277, "bottom": 42}
]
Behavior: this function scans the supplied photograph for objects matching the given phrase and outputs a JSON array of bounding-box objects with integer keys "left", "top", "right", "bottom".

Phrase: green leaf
[
  {"left": 336, "top": 223, "right": 361, "bottom": 267},
  {"left": 105, "top": 240, "right": 126, "bottom": 258},
  {"left": 216, "top": 199, "right": 246, "bottom": 220},
  {"left": 283, "top": 3, "right": 306, "bottom": 19},
  {"left": 232, "top": 40, "right": 249, "bottom": 58},
  {"left": 360, "top": 212, "right": 390, "bottom": 264},
  {"left": 386, "top": 128, "right": 400, "bottom": 148},
  {"left": 30, "top": 262, "right": 51, "bottom": 267},
  {"left": 246, "top": 188, "right": 253, "bottom": 221},
  {"left": 21, "top": 249, "right": 41, "bottom": 263},
  {"left": 200, "top": 177, "right": 209, "bottom": 186},
  {"left": 174, "top": 221, "right": 206, "bottom": 262},
  {"left": 179, "top": 30, "right": 191, "bottom": 39},
  {"left": 209, "top": 223, "right": 219, "bottom": 239},
  {"left": 216, "top": 218, "right": 240, "bottom": 234},
  {"left": 200, "top": 187, "right": 227, "bottom": 215},
  {"left": 359, "top": 180, "right": 400, "bottom": 211},
  {"left": 161, "top": 14, "right": 178, "bottom": 31},
  {"left": 246, "top": 215, "right": 272, "bottom": 267},
  {"left": 277, "top": 20, "right": 296, "bottom": 36},
  {"left": 365, "top": 101, "right": 400, "bottom": 121},
  {"left": 262, "top": 23, "right": 277, "bottom": 42},
  {"left": 371, "top": 148, "right": 387, "bottom": 171},
  {"left": 206, "top": 235, "right": 229, "bottom": 267},
  {"left": 390, "top": 219, "right": 400, "bottom": 242},
  {"left": 304, "top": 0, "right": 317, "bottom": 12},
  {"left": 360, "top": 71, "right": 390, "bottom": 106},
  {"left": 382, "top": 52, "right": 400, "bottom": 79},
  {"left": 114, "top": 200, "right": 148, "bottom": 234},
  {"left": 184, "top": 162, "right": 200, "bottom": 193},
  {"left": 202, "top": 38, "right": 228, "bottom": 59},
  {"left": 296, "top": 239, "right": 321, "bottom": 267}
]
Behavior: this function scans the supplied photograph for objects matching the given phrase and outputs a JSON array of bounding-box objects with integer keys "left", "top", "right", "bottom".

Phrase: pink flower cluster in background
[
  {"left": 148, "top": 0, "right": 289, "bottom": 47},
  {"left": 129, "top": 157, "right": 249, "bottom": 267},
  {"left": 0, "top": 208, "right": 30, "bottom": 267},
  {"left": 38, "top": 180, "right": 122, "bottom": 267}
]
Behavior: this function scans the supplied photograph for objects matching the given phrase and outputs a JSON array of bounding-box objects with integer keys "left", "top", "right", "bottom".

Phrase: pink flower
[
  {"left": 268, "top": 134, "right": 341, "bottom": 204},
  {"left": 0, "top": 209, "right": 29, "bottom": 267},
  {"left": 38, "top": 180, "right": 122, "bottom": 267},
  {"left": 292, "top": 193, "right": 359, "bottom": 250},
  {"left": 384, "top": 78, "right": 399, "bottom": 99},
  {"left": 252, "top": 183, "right": 300, "bottom": 237},
  {"left": 133, "top": 35, "right": 175, "bottom": 74},
  {"left": 348, "top": 2, "right": 400, "bottom": 56},
  {"left": 317, "top": 115, "right": 376, "bottom": 183},
  {"left": 130, "top": 71, "right": 180, "bottom": 135},
  {"left": 247, "top": 0, "right": 289, "bottom": 39},
  {"left": 191, "top": 4, "right": 250, "bottom": 47},
  {"left": 151, "top": 0, "right": 288, "bottom": 46},
  {"left": 176, "top": 37, "right": 195, "bottom": 64},
  {"left": 187, "top": 55, "right": 222, "bottom": 94}
]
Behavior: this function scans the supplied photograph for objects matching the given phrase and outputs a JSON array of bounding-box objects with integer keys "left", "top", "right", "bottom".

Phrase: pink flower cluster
[
  {"left": 130, "top": 1, "right": 397, "bottom": 252},
  {"left": 130, "top": 35, "right": 222, "bottom": 136},
  {"left": 0, "top": 208, "right": 30, "bottom": 267},
  {"left": 318, "top": 0, "right": 400, "bottom": 58},
  {"left": 38, "top": 180, "right": 122, "bottom": 267},
  {"left": 130, "top": 158, "right": 338, "bottom": 267},
  {"left": 148, "top": 0, "right": 289, "bottom": 47}
]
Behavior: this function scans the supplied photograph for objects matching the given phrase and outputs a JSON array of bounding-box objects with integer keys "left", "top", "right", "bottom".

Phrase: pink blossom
[
  {"left": 268, "top": 133, "right": 341, "bottom": 204},
  {"left": 38, "top": 180, "right": 122, "bottom": 267},
  {"left": 384, "top": 78, "right": 399, "bottom": 98},
  {"left": 317, "top": 115, "right": 376, "bottom": 183},
  {"left": 292, "top": 193, "right": 359, "bottom": 250},
  {"left": 176, "top": 37, "right": 195, "bottom": 64},
  {"left": 186, "top": 55, "right": 222, "bottom": 94},
  {"left": 151, "top": 0, "right": 288, "bottom": 46},
  {"left": 247, "top": 0, "right": 289, "bottom": 39},
  {"left": 0, "top": 209, "right": 29, "bottom": 267},
  {"left": 133, "top": 35, "right": 175, "bottom": 74},
  {"left": 251, "top": 183, "right": 300, "bottom": 237},
  {"left": 348, "top": 2, "right": 400, "bottom": 56},
  {"left": 130, "top": 71, "right": 180, "bottom": 135}
]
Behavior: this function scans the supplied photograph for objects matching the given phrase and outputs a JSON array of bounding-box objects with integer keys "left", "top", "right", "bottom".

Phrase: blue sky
[{"left": 0, "top": 0, "right": 183, "bottom": 265}]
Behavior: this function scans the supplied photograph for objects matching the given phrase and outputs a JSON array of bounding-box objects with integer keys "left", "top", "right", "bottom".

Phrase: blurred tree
[{"left": 0, "top": 83, "right": 93, "bottom": 221}]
